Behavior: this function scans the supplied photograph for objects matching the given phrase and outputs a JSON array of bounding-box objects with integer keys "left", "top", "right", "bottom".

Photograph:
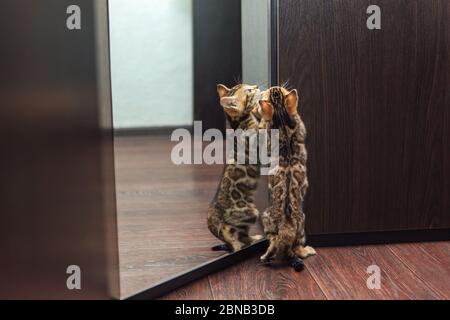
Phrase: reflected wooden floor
[
  {"left": 114, "top": 134, "right": 224, "bottom": 298},
  {"left": 115, "top": 134, "right": 266, "bottom": 298}
]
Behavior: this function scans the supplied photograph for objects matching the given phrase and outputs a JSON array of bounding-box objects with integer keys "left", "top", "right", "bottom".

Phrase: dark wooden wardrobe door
[{"left": 278, "top": 0, "right": 450, "bottom": 234}]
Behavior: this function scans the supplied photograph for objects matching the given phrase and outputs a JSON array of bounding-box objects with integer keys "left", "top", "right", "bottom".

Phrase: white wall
[
  {"left": 242, "top": 0, "right": 270, "bottom": 88},
  {"left": 109, "top": 0, "right": 193, "bottom": 129}
]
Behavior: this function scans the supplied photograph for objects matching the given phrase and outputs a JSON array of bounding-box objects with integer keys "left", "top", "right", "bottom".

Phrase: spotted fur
[
  {"left": 258, "top": 86, "right": 316, "bottom": 270},
  {"left": 207, "top": 84, "right": 264, "bottom": 252}
]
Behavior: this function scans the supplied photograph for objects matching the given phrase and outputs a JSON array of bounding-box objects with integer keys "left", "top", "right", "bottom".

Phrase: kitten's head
[
  {"left": 258, "top": 86, "right": 298, "bottom": 127},
  {"left": 217, "top": 83, "right": 260, "bottom": 118}
]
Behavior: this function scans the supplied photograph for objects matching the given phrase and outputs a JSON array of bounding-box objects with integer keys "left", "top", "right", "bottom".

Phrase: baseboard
[
  {"left": 308, "top": 228, "right": 450, "bottom": 247},
  {"left": 114, "top": 125, "right": 193, "bottom": 137}
]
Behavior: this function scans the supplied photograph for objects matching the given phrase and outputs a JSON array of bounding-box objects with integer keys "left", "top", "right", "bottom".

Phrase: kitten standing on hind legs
[
  {"left": 258, "top": 86, "right": 316, "bottom": 271},
  {"left": 207, "top": 83, "right": 264, "bottom": 253}
]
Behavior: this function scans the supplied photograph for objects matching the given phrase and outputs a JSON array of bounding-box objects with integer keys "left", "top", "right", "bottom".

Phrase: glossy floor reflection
[{"left": 115, "top": 134, "right": 267, "bottom": 297}]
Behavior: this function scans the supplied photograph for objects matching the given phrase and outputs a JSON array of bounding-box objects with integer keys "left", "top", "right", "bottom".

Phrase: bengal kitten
[
  {"left": 207, "top": 83, "right": 264, "bottom": 252},
  {"left": 258, "top": 86, "right": 316, "bottom": 271}
]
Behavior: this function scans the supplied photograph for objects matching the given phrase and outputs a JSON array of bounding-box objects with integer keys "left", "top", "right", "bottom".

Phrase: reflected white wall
[
  {"left": 109, "top": 0, "right": 193, "bottom": 128},
  {"left": 242, "top": 0, "right": 270, "bottom": 88}
]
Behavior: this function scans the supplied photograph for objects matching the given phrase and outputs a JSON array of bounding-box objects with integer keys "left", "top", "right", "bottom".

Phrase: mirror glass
[{"left": 109, "top": 0, "right": 270, "bottom": 298}]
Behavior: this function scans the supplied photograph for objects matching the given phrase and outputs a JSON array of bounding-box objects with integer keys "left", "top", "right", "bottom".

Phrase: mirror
[{"left": 109, "top": 0, "right": 272, "bottom": 298}]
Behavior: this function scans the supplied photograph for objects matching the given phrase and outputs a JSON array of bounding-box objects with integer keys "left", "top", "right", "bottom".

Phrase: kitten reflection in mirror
[
  {"left": 258, "top": 86, "right": 316, "bottom": 271},
  {"left": 207, "top": 83, "right": 264, "bottom": 252}
]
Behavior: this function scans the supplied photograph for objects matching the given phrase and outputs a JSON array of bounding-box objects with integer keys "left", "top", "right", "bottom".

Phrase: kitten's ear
[
  {"left": 258, "top": 100, "right": 274, "bottom": 120},
  {"left": 217, "top": 84, "right": 231, "bottom": 98},
  {"left": 285, "top": 89, "right": 298, "bottom": 115},
  {"left": 220, "top": 96, "right": 238, "bottom": 109}
]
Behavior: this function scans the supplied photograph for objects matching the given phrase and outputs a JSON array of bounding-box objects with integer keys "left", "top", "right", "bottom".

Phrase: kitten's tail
[{"left": 284, "top": 170, "right": 293, "bottom": 217}]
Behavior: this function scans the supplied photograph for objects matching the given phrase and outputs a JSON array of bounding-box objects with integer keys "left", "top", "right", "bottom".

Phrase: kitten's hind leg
[
  {"left": 260, "top": 236, "right": 279, "bottom": 263},
  {"left": 238, "top": 231, "right": 264, "bottom": 246},
  {"left": 235, "top": 209, "right": 263, "bottom": 245},
  {"left": 250, "top": 234, "right": 264, "bottom": 242},
  {"left": 222, "top": 225, "right": 244, "bottom": 252},
  {"left": 285, "top": 247, "right": 304, "bottom": 272},
  {"left": 294, "top": 232, "right": 316, "bottom": 258},
  {"left": 290, "top": 255, "right": 304, "bottom": 272},
  {"left": 295, "top": 245, "right": 316, "bottom": 259},
  {"left": 211, "top": 243, "right": 231, "bottom": 252}
]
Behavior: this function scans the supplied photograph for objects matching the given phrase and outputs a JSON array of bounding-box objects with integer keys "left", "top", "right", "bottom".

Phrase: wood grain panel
[
  {"left": 407, "top": 0, "right": 450, "bottom": 229},
  {"left": 160, "top": 277, "right": 214, "bottom": 300},
  {"left": 388, "top": 241, "right": 450, "bottom": 299},
  {"left": 278, "top": 0, "right": 450, "bottom": 234},
  {"left": 161, "top": 242, "right": 449, "bottom": 300},
  {"left": 208, "top": 256, "right": 326, "bottom": 300},
  {"left": 300, "top": 246, "right": 442, "bottom": 299}
]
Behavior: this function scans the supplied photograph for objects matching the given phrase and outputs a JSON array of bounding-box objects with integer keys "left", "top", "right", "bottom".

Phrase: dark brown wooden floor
[
  {"left": 161, "top": 241, "right": 450, "bottom": 300},
  {"left": 114, "top": 134, "right": 266, "bottom": 298}
]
